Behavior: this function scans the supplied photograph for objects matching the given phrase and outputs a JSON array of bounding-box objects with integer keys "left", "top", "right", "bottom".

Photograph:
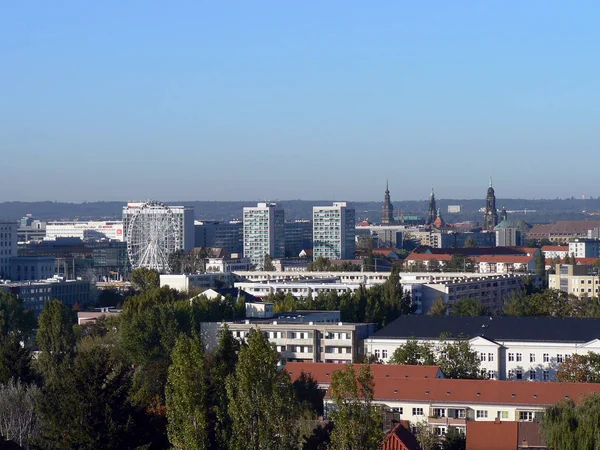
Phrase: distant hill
[{"left": 1, "top": 198, "right": 600, "bottom": 224}]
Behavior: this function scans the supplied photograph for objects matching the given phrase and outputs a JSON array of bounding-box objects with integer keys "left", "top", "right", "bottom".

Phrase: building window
[
  {"left": 529, "top": 370, "right": 536, "bottom": 380},
  {"left": 543, "top": 353, "right": 549, "bottom": 362},
  {"left": 557, "top": 354, "right": 563, "bottom": 363},
  {"left": 412, "top": 408, "right": 424, "bottom": 416},
  {"left": 516, "top": 369, "right": 523, "bottom": 380},
  {"left": 374, "top": 350, "right": 381, "bottom": 359},
  {"left": 508, "top": 353, "right": 514, "bottom": 362},
  {"left": 433, "top": 408, "right": 446, "bottom": 418},
  {"left": 497, "top": 411, "right": 509, "bottom": 419},
  {"left": 516, "top": 353, "right": 522, "bottom": 362},
  {"left": 488, "top": 353, "right": 494, "bottom": 362},
  {"left": 519, "top": 411, "right": 535, "bottom": 422},
  {"left": 543, "top": 370, "right": 549, "bottom": 381},
  {"left": 382, "top": 350, "right": 388, "bottom": 359},
  {"left": 530, "top": 353, "right": 536, "bottom": 363},
  {"left": 476, "top": 410, "right": 488, "bottom": 419},
  {"left": 480, "top": 352, "right": 487, "bottom": 362},
  {"left": 488, "top": 371, "right": 496, "bottom": 379}
]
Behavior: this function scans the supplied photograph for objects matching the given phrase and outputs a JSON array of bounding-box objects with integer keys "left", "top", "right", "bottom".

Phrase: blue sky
[{"left": 1, "top": 1, "right": 599, "bottom": 202}]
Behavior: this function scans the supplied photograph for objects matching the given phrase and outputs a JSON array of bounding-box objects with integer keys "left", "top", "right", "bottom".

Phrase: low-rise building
[
  {"left": 548, "top": 263, "right": 599, "bottom": 298},
  {"left": 541, "top": 245, "right": 569, "bottom": 260},
  {"left": 46, "top": 221, "right": 124, "bottom": 241},
  {"left": 160, "top": 273, "right": 234, "bottom": 292},
  {"left": 0, "top": 276, "right": 93, "bottom": 314},
  {"left": 365, "top": 315, "right": 600, "bottom": 381},
  {"left": 568, "top": 238, "right": 600, "bottom": 258},
  {"left": 10, "top": 256, "right": 55, "bottom": 281},
  {"left": 211, "top": 310, "right": 374, "bottom": 363},
  {"left": 205, "top": 257, "right": 252, "bottom": 273}
]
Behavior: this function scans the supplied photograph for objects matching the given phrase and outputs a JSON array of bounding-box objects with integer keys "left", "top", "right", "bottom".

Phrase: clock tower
[{"left": 483, "top": 176, "right": 498, "bottom": 230}]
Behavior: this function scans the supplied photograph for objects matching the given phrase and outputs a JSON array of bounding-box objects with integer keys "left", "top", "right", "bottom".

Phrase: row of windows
[
  {"left": 508, "top": 369, "right": 550, "bottom": 380},
  {"left": 508, "top": 353, "right": 565, "bottom": 363}
]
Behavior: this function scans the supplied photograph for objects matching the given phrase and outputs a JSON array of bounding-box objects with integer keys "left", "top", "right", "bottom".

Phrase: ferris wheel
[{"left": 126, "top": 201, "right": 179, "bottom": 272}]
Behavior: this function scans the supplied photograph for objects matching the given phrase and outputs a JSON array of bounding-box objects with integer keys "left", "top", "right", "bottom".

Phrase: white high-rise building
[
  {"left": 243, "top": 203, "right": 285, "bottom": 269},
  {"left": 45, "top": 221, "right": 124, "bottom": 241},
  {"left": 313, "top": 202, "right": 356, "bottom": 260},
  {"left": 0, "top": 222, "right": 18, "bottom": 279}
]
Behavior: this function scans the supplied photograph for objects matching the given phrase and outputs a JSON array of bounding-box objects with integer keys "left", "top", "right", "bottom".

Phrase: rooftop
[{"left": 373, "top": 315, "right": 600, "bottom": 343}]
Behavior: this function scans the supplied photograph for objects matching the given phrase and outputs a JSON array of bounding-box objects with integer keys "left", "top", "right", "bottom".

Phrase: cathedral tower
[
  {"left": 426, "top": 188, "right": 437, "bottom": 225},
  {"left": 483, "top": 176, "right": 499, "bottom": 230},
  {"left": 381, "top": 178, "right": 394, "bottom": 224}
]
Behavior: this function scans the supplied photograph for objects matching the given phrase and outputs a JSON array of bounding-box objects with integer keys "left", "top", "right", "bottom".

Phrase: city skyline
[{"left": 2, "top": 2, "right": 600, "bottom": 202}]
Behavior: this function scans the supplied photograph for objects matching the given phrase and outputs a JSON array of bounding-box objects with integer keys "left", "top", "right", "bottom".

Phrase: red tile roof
[
  {"left": 541, "top": 245, "right": 568, "bottom": 252},
  {"left": 285, "top": 362, "right": 443, "bottom": 385},
  {"left": 351, "top": 378, "right": 600, "bottom": 407},
  {"left": 381, "top": 422, "right": 420, "bottom": 450},
  {"left": 466, "top": 420, "right": 518, "bottom": 450}
]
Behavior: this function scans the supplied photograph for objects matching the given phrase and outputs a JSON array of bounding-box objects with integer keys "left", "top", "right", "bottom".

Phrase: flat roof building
[
  {"left": 313, "top": 202, "right": 355, "bottom": 261},
  {"left": 243, "top": 203, "right": 285, "bottom": 269}
]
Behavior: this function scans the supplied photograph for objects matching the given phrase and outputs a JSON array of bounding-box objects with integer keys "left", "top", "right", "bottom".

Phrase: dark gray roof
[{"left": 373, "top": 315, "right": 600, "bottom": 343}]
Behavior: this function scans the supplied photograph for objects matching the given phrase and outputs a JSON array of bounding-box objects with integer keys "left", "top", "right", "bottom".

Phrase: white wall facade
[
  {"left": 365, "top": 336, "right": 600, "bottom": 381},
  {"left": 46, "top": 221, "right": 125, "bottom": 241},
  {"left": 313, "top": 202, "right": 356, "bottom": 260},
  {"left": 243, "top": 203, "right": 285, "bottom": 269}
]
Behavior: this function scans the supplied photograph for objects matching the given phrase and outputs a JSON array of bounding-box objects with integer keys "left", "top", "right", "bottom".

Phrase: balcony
[{"left": 428, "top": 417, "right": 467, "bottom": 427}]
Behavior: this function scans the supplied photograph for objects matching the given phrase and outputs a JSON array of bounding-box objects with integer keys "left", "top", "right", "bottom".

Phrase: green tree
[
  {"left": 427, "top": 298, "right": 447, "bottom": 316},
  {"left": 541, "top": 394, "right": 600, "bottom": 450},
  {"left": 428, "top": 258, "right": 441, "bottom": 272},
  {"left": 168, "top": 249, "right": 187, "bottom": 274},
  {"left": 329, "top": 364, "right": 383, "bottom": 450},
  {"left": 130, "top": 267, "right": 160, "bottom": 291},
  {"left": 414, "top": 420, "right": 439, "bottom": 450},
  {"left": 441, "top": 427, "right": 466, "bottom": 450},
  {"left": 226, "top": 329, "right": 298, "bottom": 449},
  {"left": 207, "top": 325, "right": 240, "bottom": 449},
  {"left": 436, "top": 337, "right": 482, "bottom": 379},
  {"left": 36, "top": 299, "right": 76, "bottom": 381},
  {"left": 293, "top": 372, "right": 325, "bottom": 416},
  {"left": 0, "top": 291, "right": 37, "bottom": 384},
  {"left": 307, "top": 257, "right": 333, "bottom": 272},
  {"left": 445, "top": 254, "right": 475, "bottom": 272},
  {"left": 263, "top": 254, "right": 275, "bottom": 271},
  {"left": 556, "top": 352, "right": 600, "bottom": 383},
  {"left": 166, "top": 334, "right": 208, "bottom": 450},
  {"left": 535, "top": 250, "right": 546, "bottom": 280},
  {"left": 0, "top": 379, "right": 41, "bottom": 448},
  {"left": 388, "top": 338, "right": 436, "bottom": 366},
  {"left": 38, "top": 335, "right": 137, "bottom": 449},
  {"left": 450, "top": 298, "right": 490, "bottom": 316}
]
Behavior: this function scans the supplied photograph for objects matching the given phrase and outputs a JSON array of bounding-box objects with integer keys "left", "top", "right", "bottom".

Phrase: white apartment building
[
  {"left": 160, "top": 273, "right": 234, "bottom": 293},
  {"left": 548, "top": 263, "right": 599, "bottom": 298},
  {"left": 223, "top": 319, "right": 375, "bottom": 363},
  {"left": 243, "top": 203, "right": 285, "bottom": 269},
  {"left": 313, "top": 202, "right": 356, "bottom": 260},
  {"left": 365, "top": 315, "right": 600, "bottom": 381},
  {"left": 0, "top": 222, "right": 17, "bottom": 279},
  {"left": 205, "top": 257, "right": 252, "bottom": 273},
  {"left": 541, "top": 245, "right": 569, "bottom": 260},
  {"left": 568, "top": 238, "right": 600, "bottom": 258}
]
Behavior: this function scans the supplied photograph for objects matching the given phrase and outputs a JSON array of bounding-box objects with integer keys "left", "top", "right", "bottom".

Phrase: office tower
[{"left": 0, "top": 222, "right": 17, "bottom": 279}]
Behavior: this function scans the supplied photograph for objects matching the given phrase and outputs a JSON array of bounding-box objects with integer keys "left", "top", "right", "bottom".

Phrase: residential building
[
  {"left": 548, "top": 264, "right": 599, "bottom": 298},
  {"left": 234, "top": 270, "right": 525, "bottom": 315},
  {"left": 224, "top": 318, "right": 375, "bottom": 363},
  {"left": 0, "top": 276, "right": 93, "bottom": 314},
  {"left": 243, "top": 202, "right": 285, "bottom": 269},
  {"left": 313, "top": 202, "right": 356, "bottom": 260},
  {"left": 568, "top": 238, "right": 600, "bottom": 258},
  {"left": 284, "top": 220, "right": 313, "bottom": 256},
  {"left": 541, "top": 245, "right": 569, "bottom": 260},
  {"left": 77, "top": 308, "right": 122, "bottom": 325},
  {"left": 45, "top": 221, "right": 124, "bottom": 242},
  {"left": 288, "top": 361, "right": 600, "bottom": 439},
  {"left": 466, "top": 421, "right": 546, "bottom": 450},
  {"left": 194, "top": 221, "right": 243, "bottom": 255},
  {"left": 0, "top": 222, "right": 17, "bottom": 279},
  {"left": 365, "top": 315, "right": 600, "bottom": 381}
]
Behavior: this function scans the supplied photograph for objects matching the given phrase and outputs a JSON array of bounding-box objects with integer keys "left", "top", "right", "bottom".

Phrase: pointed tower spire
[{"left": 489, "top": 174, "right": 493, "bottom": 187}]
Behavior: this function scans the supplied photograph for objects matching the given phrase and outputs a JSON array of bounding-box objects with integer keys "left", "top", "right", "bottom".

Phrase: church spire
[
  {"left": 489, "top": 174, "right": 493, "bottom": 187},
  {"left": 381, "top": 177, "right": 394, "bottom": 224},
  {"left": 427, "top": 188, "right": 437, "bottom": 225}
]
